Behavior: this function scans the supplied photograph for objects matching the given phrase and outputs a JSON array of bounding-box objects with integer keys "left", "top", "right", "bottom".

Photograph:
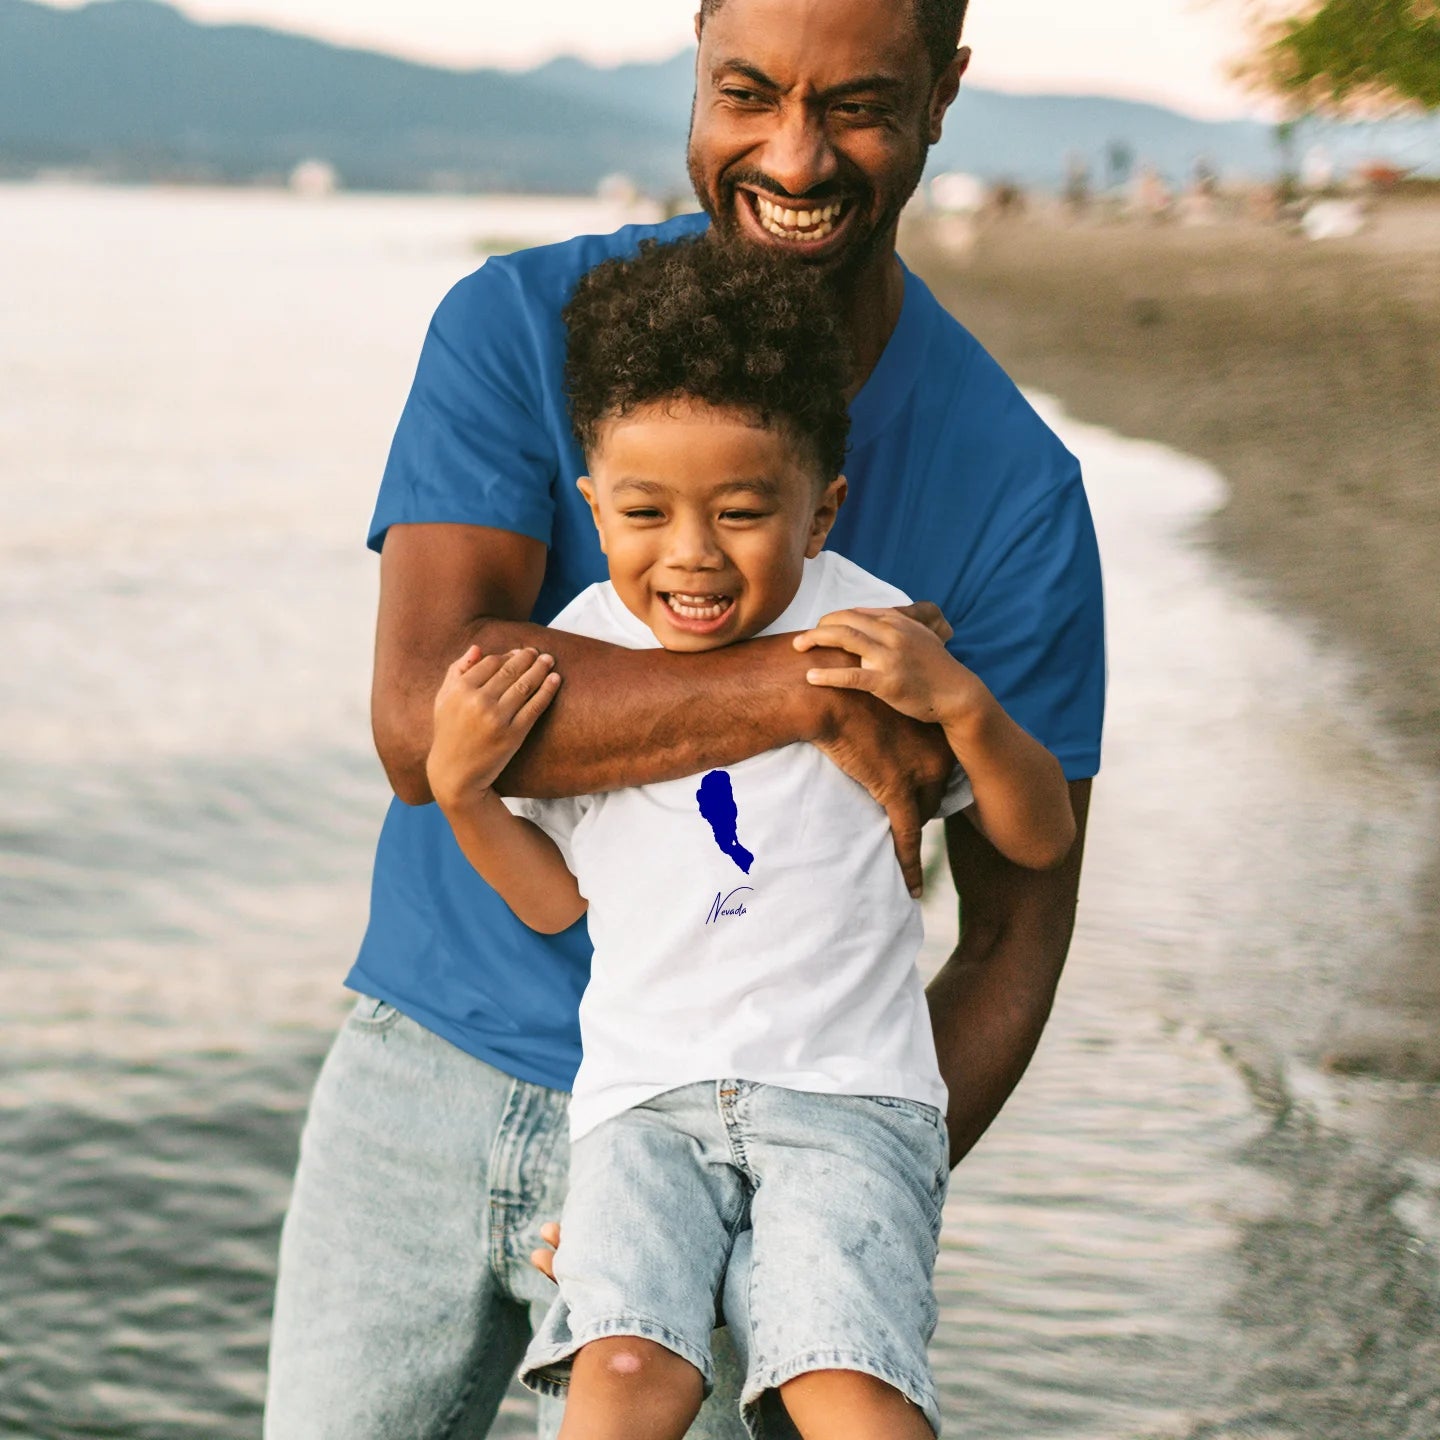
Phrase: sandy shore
[
  {"left": 909, "top": 196, "right": 1440, "bottom": 765},
  {"left": 908, "top": 196, "right": 1440, "bottom": 1112}
]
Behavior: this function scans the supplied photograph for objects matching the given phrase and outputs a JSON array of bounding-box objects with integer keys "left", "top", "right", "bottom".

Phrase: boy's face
[{"left": 579, "top": 399, "right": 846, "bottom": 652}]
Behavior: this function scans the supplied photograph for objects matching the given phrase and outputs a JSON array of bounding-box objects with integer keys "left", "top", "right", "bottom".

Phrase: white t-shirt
[{"left": 508, "top": 551, "right": 972, "bottom": 1141}]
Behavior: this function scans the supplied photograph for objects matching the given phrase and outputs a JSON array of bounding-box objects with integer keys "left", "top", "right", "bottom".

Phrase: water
[{"left": 1, "top": 183, "right": 1436, "bottom": 1439}]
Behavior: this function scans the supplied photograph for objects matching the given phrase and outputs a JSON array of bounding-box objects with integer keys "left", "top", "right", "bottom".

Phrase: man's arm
[
  {"left": 371, "top": 523, "right": 955, "bottom": 893},
  {"left": 927, "top": 778, "right": 1092, "bottom": 1166}
]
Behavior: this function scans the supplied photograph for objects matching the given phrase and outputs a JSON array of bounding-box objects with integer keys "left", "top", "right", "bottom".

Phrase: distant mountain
[
  {"left": 0, "top": 0, "right": 684, "bottom": 191},
  {"left": 1, "top": 0, "right": 1433, "bottom": 192}
]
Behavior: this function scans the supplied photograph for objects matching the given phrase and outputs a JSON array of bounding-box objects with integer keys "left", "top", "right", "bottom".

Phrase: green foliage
[{"left": 1262, "top": 0, "right": 1440, "bottom": 111}]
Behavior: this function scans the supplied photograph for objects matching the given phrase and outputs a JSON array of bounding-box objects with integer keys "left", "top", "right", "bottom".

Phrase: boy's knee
[
  {"left": 597, "top": 1339, "right": 650, "bottom": 1378},
  {"left": 583, "top": 1335, "right": 695, "bottom": 1387}
]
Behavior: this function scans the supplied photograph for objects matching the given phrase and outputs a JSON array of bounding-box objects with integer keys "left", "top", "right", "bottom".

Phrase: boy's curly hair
[{"left": 563, "top": 238, "right": 850, "bottom": 480}]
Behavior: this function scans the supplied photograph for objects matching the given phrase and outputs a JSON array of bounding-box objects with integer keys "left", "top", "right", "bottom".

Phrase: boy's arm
[
  {"left": 444, "top": 798, "right": 586, "bottom": 935},
  {"left": 372, "top": 523, "right": 957, "bottom": 895},
  {"left": 934, "top": 684, "right": 1075, "bottom": 870},
  {"left": 426, "top": 643, "right": 586, "bottom": 935},
  {"left": 795, "top": 608, "right": 1076, "bottom": 870}
]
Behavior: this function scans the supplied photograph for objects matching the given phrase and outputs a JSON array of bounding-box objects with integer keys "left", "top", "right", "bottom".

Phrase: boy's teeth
[
  {"left": 666, "top": 592, "right": 732, "bottom": 620},
  {"left": 753, "top": 194, "right": 844, "bottom": 242}
]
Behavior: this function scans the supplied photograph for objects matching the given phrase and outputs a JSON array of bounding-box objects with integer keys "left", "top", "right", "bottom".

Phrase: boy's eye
[
  {"left": 623, "top": 507, "right": 663, "bottom": 520},
  {"left": 720, "top": 508, "right": 768, "bottom": 522}
]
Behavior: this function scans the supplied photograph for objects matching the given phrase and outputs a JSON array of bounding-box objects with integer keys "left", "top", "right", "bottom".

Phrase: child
[{"left": 425, "top": 238, "right": 1075, "bottom": 1440}]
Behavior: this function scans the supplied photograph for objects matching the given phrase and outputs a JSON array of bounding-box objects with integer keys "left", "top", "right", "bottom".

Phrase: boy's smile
[{"left": 580, "top": 399, "right": 845, "bottom": 652}]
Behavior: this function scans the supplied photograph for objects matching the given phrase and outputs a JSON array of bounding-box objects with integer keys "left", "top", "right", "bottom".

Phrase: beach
[{"left": 910, "top": 197, "right": 1440, "bottom": 1115}]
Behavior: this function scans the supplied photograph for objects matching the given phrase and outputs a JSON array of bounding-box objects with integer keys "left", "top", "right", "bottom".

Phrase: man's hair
[
  {"left": 563, "top": 237, "right": 850, "bottom": 480},
  {"left": 697, "top": 0, "right": 969, "bottom": 81}
]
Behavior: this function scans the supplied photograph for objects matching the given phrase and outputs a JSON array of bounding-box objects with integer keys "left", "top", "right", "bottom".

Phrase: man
[{"left": 264, "top": 1, "right": 1104, "bottom": 1436}]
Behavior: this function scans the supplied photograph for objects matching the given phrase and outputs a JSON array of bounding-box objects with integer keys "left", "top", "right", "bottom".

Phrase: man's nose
[{"left": 758, "top": 103, "right": 838, "bottom": 199}]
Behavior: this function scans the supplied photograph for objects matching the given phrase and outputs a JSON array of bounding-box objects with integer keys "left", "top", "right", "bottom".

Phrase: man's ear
[
  {"left": 694, "top": 8, "right": 703, "bottom": 42},
  {"left": 805, "top": 475, "right": 848, "bottom": 557},
  {"left": 927, "top": 45, "right": 970, "bottom": 144},
  {"left": 576, "top": 476, "right": 607, "bottom": 555}
]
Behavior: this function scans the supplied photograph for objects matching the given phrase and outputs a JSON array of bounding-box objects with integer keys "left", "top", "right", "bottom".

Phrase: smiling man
[{"left": 263, "top": 2, "right": 1104, "bottom": 1438}]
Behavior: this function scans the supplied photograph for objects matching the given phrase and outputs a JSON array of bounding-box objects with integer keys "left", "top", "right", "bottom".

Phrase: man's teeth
[
  {"left": 666, "top": 593, "right": 732, "bottom": 620},
  {"left": 753, "top": 194, "right": 844, "bottom": 242}
]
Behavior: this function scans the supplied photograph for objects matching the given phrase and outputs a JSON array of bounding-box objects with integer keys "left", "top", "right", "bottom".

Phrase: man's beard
[{"left": 686, "top": 137, "right": 929, "bottom": 299}]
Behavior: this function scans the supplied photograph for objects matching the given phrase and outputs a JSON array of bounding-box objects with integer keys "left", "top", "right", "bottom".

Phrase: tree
[{"left": 1248, "top": 0, "right": 1440, "bottom": 111}]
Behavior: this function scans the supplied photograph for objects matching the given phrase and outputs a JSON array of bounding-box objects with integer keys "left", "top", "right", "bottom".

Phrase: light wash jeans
[
  {"left": 523, "top": 1081, "right": 948, "bottom": 1437},
  {"left": 264, "top": 995, "right": 748, "bottom": 1440}
]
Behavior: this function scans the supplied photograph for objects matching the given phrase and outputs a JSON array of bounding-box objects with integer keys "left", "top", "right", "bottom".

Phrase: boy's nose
[{"left": 665, "top": 519, "right": 725, "bottom": 572}]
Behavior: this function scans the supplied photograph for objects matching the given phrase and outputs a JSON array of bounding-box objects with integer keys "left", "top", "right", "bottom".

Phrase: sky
[{"left": 51, "top": 0, "right": 1267, "bottom": 119}]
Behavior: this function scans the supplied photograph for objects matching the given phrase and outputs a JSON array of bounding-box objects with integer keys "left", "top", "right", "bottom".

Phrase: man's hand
[
  {"left": 806, "top": 681, "right": 953, "bottom": 897},
  {"left": 425, "top": 645, "right": 561, "bottom": 813},
  {"left": 797, "top": 601, "right": 957, "bottom": 897}
]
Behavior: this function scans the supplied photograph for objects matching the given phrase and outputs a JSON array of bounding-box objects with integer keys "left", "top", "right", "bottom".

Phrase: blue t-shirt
[{"left": 350, "top": 214, "right": 1105, "bottom": 1091}]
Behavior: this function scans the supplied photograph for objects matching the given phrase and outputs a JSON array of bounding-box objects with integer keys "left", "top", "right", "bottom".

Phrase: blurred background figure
[
  {"left": 2, "top": 1, "right": 1437, "bottom": 1437},
  {"left": 1063, "top": 151, "right": 1093, "bottom": 216}
]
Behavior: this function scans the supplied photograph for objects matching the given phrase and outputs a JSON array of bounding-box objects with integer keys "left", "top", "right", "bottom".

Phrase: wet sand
[{"left": 908, "top": 197, "right": 1440, "bottom": 1115}]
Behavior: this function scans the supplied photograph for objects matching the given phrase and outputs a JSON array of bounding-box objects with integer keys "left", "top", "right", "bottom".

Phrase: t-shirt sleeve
[
  {"left": 951, "top": 464, "right": 1105, "bottom": 782},
  {"left": 937, "top": 765, "right": 973, "bottom": 818},
  {"left": 502, "top": 794, "right": 589, "bottom": 874},
  {"left": 368, "top": 259, "right": 558, "bottom": 552}
]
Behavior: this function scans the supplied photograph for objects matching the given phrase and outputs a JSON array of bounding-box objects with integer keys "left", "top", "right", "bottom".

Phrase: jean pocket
[
  {"left": 346, "top": 993, "right": 405, "bottom": 1034},
  {"left": 863, "top": 1094, "right": 946, "bottom": 1130},
  {"left": 860, "top": 1096, "right": 950, "bottom": 1212}
]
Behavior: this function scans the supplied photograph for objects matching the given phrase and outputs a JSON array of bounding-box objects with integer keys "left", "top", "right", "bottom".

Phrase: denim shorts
[{"left": 519, "top": 1080, "right": 949, "bottom": 1437}]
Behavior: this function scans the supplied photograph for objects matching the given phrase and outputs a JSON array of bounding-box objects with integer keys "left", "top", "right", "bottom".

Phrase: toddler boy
[{"left": 426, "top": 238, "right": 1075, "bottom": 1439}]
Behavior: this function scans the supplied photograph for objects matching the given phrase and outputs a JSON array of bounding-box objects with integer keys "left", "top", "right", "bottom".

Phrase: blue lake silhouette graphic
[{"left": 696, "top": 770, "right": 754, "bottom": 874}]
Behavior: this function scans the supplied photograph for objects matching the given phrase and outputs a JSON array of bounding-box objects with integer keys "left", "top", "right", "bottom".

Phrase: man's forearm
[
  {"left": 928, "top": 780, "right": 1091, "bottom": 1164},
  {"left": 491, "top": 619, "right": 839, "bottom": 798},
  {"left": 393, "top": 618, "right": 839, "bottom": 804}
]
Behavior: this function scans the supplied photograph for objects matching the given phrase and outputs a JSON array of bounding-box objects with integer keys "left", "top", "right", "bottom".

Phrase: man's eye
[
  {"left": 720, "top": 86, "right": 766, "bottom": 106},
  {"left": 834, "top": 101, "right": 888, "bottom": 122}
]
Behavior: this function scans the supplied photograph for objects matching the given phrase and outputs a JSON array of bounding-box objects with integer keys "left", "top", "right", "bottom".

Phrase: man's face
[
  {"left": 579, "top": 399, "right": 845, "bottom": 653},
  {"left": 687, "top": 0, "right": 961, "bottom": 281}
]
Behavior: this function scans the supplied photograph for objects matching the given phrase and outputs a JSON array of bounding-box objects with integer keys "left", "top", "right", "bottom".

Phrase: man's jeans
[{"left": 264, "top": 996, "right": 748, "bottom": 1440}]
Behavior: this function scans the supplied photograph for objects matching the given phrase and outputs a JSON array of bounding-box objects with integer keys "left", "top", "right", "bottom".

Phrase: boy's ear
[
  {"left": 576, "top": 476, "right": 607, "bottom": 554},
  {"left": 805, "top": 476, "right": 848, "bottom": 558}
]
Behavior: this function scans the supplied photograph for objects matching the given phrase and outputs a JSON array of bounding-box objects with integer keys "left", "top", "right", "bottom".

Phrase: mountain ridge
[{"left": 2, "top": 0, "right": 1429, "bottom": 192}]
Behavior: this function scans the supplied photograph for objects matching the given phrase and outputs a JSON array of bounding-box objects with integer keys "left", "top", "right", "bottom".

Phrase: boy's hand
[
  {"left": 426, "top": 646, "right": 561, "bottom": 811},
  {"left": 893, "top": 600, "right": 953, "bottom": 644},
  {"left": 794, "top": 607, "right": 984, "bottom": 726},
  {"left": 531, "top": 1220, "right": 561, "bottom": 1284}
]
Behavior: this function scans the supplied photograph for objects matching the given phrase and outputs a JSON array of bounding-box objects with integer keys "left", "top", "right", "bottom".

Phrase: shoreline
[
  {"left": 907, "top": 201, "right": 1440, "bottom": 1140},
  {"left": 906, "top": 198, "right": 1440, "bottom": 770}
]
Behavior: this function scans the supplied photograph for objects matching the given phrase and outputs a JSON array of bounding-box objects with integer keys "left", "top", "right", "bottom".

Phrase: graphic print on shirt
[{"left": 695, "top": 770, "right": 754, "bottom": 874}]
